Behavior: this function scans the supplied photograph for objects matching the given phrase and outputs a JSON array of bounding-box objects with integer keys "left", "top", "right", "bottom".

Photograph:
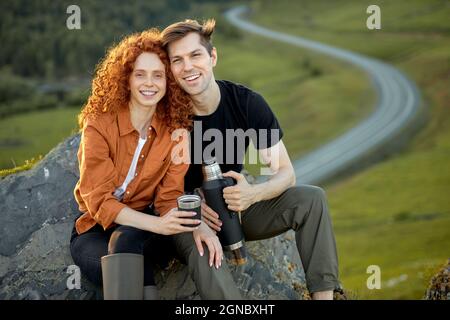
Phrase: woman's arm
[
  {"left": 153, "top": 130, "right": 190, "bottom": 216},
  {"left": 77, "top": 123, "right": 127, "bottom": 230},
  {"left": 115, "top": 206, "right": 200, "bottom": 235}
]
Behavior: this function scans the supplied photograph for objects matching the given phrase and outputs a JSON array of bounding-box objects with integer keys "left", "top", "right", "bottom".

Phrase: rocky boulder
[
  {"left": 0, "top": 135, "right": 308, "bottom": 300},
  {"left": 424, "top": 259, "right": 449, "bottom": 300}
]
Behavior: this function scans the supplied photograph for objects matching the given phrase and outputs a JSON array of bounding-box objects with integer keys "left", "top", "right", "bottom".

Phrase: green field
[
  {"left": 0, "top": 10, "right": 374, "bottom": 171},
  {"left": 250, "top": 0, "right": 450, "bottom": 299},
  {"left": 0, "top": 108, "right": 79, "bottom": 170}
]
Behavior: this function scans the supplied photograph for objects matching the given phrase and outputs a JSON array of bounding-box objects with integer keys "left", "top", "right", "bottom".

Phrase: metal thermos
[{"left": 201, "top": 158, "right": 247, "bottom": 265}]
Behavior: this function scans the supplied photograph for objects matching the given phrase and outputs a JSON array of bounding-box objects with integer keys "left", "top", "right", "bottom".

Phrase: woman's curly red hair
[{"left": 78, "top": 28, "right": 192, "bottom": 131}]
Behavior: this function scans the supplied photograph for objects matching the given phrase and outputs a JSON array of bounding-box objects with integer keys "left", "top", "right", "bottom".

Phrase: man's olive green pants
[{"left": 173, "top": 185, "right": 340, "bottom": 299}]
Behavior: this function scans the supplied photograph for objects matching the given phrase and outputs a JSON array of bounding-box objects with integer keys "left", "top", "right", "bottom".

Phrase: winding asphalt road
[{"left": 225, "top": 6, "right": 421, "bottom": 185}]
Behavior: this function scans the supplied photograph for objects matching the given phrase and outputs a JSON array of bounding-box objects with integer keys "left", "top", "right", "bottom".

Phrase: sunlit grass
[
  {"left": 250, "top": 0, "right": 450, "bottom": 299},
  {"left": 0, "top": 107, "right": 79, "bottom": 169}
]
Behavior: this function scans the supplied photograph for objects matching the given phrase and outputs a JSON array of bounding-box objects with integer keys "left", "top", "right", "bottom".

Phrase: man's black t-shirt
[{"left": 184, "top": 80, "right": 284, "bottom": 192}]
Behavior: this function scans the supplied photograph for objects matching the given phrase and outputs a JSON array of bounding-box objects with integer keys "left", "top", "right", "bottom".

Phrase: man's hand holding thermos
[{"left": 198, "top": 159, "right": 248, "bottom": 266}]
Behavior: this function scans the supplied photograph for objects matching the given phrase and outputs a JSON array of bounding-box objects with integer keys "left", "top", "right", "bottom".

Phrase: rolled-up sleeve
[
  {"left": 77, "top": 123, "right": 127, "bottom": 230},
  {"left": 154, "top": 132, "right": 189, "bottom": 216}
]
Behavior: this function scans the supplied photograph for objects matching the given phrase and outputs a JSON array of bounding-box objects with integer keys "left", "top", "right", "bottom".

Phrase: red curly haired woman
[{"left": 69, "top": 29, "right": 199, "bottom": 300}]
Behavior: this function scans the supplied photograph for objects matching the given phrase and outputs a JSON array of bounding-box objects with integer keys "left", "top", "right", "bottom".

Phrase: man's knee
[
  {"left": 173, "top": 232, "right": 216, "bottom": 268},
  {"left": 307, "top": 185, "right": 327, "bottom": 201},
  {"left": 290, "top": 185, "right": 327, "bottom": 204},
  {"left": 108, "top": 226, "right": 144, "bottom": 254},
  {"left": 186, "top": 245, "right": 242, "bottom": 299},
  {"left": 186, "top": 242, "right": 209, "bottom": 266},
  {"left": 285, "top": 185, "right": 328, "bottom": 227},
  {"left": 186, "top": 244, "right": 223, "bottom": 275},
  {"left": 173, "top": 232, "right": 197, "bottom": 264}
]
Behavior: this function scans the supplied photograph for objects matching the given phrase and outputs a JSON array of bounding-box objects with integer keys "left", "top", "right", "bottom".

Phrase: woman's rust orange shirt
[{"left": 73, "top": 106, "right": 189, "bottom": 235}]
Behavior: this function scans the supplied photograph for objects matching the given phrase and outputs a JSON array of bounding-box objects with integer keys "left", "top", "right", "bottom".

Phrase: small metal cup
[{"left": 177, "top": 194, "right": 202, "bottom": 227}]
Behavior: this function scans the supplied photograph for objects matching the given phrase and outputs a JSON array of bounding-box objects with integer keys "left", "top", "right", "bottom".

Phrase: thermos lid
[{"left": 202, "top": 158, "right": 223, "bottom": 181}]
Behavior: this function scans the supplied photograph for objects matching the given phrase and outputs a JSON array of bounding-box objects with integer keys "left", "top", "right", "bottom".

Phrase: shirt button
[
  {"left": 141, "top": 155, "right": 144, "bottom": 158},
  {"left": 135, "top": 172, "right": 138, "bottom": 176},
  {"left": 126, "top": 191, "right": 130, "bottom": 195}
]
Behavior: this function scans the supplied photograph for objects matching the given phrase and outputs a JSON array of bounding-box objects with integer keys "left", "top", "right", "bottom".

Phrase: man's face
[{"left": 167, "top": 32, "right": 217, "bottom": 96}]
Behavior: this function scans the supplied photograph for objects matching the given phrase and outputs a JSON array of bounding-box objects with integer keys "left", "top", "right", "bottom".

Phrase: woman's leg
[
  {"left": 69, "top": 224, "right": 112, "bottom": 286},
  {"left": 108, "top": 225, "right": 161, "bottom": 286},
  {"left": 71, "top": 220, "right": 176, "bottom": 299},
  {"left": 107, "top": 225, "right": 177, "bottom": 300}
]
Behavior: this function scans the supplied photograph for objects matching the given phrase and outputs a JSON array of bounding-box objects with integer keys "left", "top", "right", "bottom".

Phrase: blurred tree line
[{"left": 0, "top": 0, "right": 232, "bottom": 118}]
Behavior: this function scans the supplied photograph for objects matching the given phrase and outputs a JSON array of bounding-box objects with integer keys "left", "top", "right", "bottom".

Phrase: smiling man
[{"left": 161, "top": 19, "right": 341, "bottom": 300}]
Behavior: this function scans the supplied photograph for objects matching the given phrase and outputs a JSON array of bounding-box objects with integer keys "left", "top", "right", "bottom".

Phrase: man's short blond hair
[{"left": 161, "top": 19, "right": 216, "bottom": 55}]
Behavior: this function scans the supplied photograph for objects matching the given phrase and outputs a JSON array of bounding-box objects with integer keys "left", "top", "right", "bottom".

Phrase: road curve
[{"left": 224, "top": 6, "right": 422, "bottom": 185}]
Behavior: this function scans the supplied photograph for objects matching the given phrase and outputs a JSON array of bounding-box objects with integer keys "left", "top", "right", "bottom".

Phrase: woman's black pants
[{"left": 69, "top": 210, "right": 177, "bottom": 286}]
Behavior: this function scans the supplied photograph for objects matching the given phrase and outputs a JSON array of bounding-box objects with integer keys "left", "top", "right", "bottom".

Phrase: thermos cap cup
[{"left": 177, "top": 194, "right": 201, "bottom": 210}]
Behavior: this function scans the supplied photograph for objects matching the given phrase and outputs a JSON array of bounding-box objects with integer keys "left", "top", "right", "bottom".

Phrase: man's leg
[
  {"left": 241, "top": 185, "right": 340, "bottom": 296},
  {"left": 172, "top": 231, "right": 242, "bottom": 299}
]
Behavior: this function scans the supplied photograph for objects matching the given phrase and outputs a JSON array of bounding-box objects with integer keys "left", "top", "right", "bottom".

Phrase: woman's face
[{"left": 129, "top": 52, "right": 166, "bottom": 109}]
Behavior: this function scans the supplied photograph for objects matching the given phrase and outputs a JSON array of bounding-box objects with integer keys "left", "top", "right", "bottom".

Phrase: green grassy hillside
[
  {"left": 250, "top": 0, "right": 450, "bottom": 299},
  {"left": 0, "top": 108, "right": 79, "bottom": 169},
  {"left": 0, "top": 4, "right": 374, "bottom": 170}
]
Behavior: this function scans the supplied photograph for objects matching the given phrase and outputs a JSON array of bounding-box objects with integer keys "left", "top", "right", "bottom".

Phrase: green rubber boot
[{"left": 101, "top": 253, "right": 144, "bottom": 300}]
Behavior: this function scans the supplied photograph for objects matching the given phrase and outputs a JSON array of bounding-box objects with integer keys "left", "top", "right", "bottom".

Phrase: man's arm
[
  {"left": 253, "top": 139, "right": 296, "bottom": 202},
  {"left": 222, "top": 139, "right": 296, "bottom": 212}
]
